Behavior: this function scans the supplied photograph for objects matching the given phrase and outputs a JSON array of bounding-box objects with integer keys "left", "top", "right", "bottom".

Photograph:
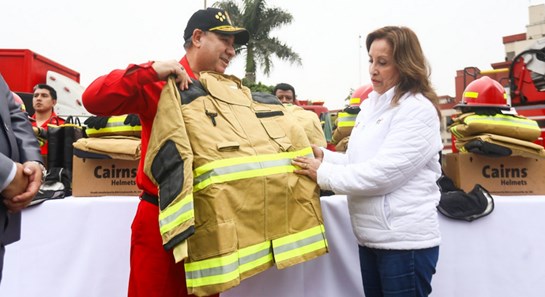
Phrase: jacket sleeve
[
  {"left": 144, "top": 77, "right": 194, "bottom": 262},
  {"left": 82, "top": 62, "right": 160, "bottom": 117},
  {"left": 5, "top": 81, "right": 42, "bottom": 164},
  {"left": 317, "top": 99, "right": 442, "bottom": 196}
]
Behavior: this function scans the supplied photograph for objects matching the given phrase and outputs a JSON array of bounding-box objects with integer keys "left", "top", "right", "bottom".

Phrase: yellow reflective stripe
[
  {"left": 349, "top": 97, "right": 361, "bottom": 105},
  {"left": 193, "top": 147, "right": 313, "bottom": 191},
  {"left": 185, "top": 252, "right": 239, "bottom": 287},
  {"left": 85, "top": 115, "right": 142, "bottom": 134},
  {"left": 185, "top": 241, "right": 273, "bottom": 287},
  {"left": 449, "top": 125, "right": 464, "bottom": 139},
  {"left": 463, "top": 92, "right": 507, "bottom": 100},
  {"left": 273, "top": 225, "right": 327, "bottom": 263},
  {"left": 337, "top": 121, "right": 355, "bottom": 127},
  {"left": 464, "top": 115, "right": 540, "bottom": 130},
  {"left": 159, "top": 194, "right": 194, "bottom": 234},
  {"left": 194, "top": 165, "right": 295, "bottom": 192},
  {"left": 238, "top": 242, "right": 273, "bottom": 274},
  {"left": 337, "top": 112, "right": 356, "bottom": 127},
  {"left": 464, "top": 91, "right": 478, "bottom": 98}
]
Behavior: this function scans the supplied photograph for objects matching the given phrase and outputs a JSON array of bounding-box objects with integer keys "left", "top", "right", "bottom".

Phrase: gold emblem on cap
[{"left": 215, "top": 11, "right": 233, "bottom": 25}]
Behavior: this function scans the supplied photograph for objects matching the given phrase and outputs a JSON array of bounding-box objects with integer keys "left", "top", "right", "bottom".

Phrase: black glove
[
  {"left": 124, "top": 114, "right": 141, "bottom": 127},
  {"left": 84, "top": 116, "right": 111, "bottom": 129}
]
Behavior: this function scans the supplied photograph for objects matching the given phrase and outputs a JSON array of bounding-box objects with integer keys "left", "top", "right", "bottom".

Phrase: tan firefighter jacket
[
  {"left": 449, "top": 112, "right": 545, "bottom": 158},
  {"left": 331, "top": 109, "right": 358, "bottom": 152},
  {"left": 283, "top": 104, "right": 327, "bottom": 147},
  {"left": 456, "top": 133, "right": 545, "bottom": 159},
  {"left": 449, "top": 112, "right": 541, "bottom": 142},
  {"left": 144, "top": 72, "right": 329, "bottom": 296}
]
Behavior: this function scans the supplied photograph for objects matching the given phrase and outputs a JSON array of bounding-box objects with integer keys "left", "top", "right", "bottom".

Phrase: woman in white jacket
[{"left": 293, "top": 26, "right": 443, "bottom": 297}]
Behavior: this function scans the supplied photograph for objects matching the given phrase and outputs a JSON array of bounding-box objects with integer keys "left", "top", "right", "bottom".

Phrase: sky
[{"left": 1, "top": 0, "right": 542, "bottom": 110}]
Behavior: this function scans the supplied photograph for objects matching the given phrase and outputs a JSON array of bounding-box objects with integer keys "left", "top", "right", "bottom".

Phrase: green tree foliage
[{"left": 213, "top": 0, "right": 302, "bottom": 84}]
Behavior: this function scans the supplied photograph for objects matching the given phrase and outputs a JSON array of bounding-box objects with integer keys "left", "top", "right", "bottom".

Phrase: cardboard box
[
  {"left": 72, "top": 157, "right": 140, "bottom": 197},
  {"left": 443, "top": 153, "right": 545, "bottom": 195}
]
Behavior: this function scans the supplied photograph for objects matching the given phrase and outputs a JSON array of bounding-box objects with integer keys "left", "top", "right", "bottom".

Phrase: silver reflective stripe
[
  {"left": 273, "top": 233, "right": 325, "bottom": 254},
  {"left": 159, "top": 200, "right": 194, "bottom": 228},
  {"left": 239, "top": 245, "right": 271, "bottom": 266},
  {"left": 185, "top": 259, "right": 238, "bottom": 280},
  {"left": 194, "top": 158, "right": 290, "bottom": 185},
  {"left": 186, "top": 244, "right": 272, "bottom": 280}
]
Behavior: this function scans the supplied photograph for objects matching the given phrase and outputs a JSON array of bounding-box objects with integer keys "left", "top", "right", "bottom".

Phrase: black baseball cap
[{"left": 184, "top": 8, "right": 249, "bottom": 45}]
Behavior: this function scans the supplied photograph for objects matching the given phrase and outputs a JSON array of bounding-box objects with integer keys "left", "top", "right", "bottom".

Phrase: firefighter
[
  {"left": 331, "top": 84, "right": 373, "bottom": 152},
  {"left": 82, "top": 7, "right": 248, "bottom": 297},
  {"left": 31, "top": 84, "right": 65, "bottom": 155}
]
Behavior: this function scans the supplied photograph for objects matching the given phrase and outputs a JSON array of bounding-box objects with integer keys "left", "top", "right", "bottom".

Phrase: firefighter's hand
[
  {"left": 311, "top": 144, "right": 324, "bottom": 162},
  {"left": 152, "top": 60, "right": 192, "bottom": 91},
  {"left": 292, "top": 156, "right": 321, "bottom": 182},
  {"left": 84, "top": 116, "right": 110, "bottom": 129},
  {"left": 124, "top": 114, "right": 141, "bottom": 127}
]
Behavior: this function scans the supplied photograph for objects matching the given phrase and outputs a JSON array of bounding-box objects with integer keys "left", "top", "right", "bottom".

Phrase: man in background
[
  {"left": 273, "top": 83, "right": 326, "bottom": 147},
  {"left": 273, "top": 82, "right": 297, "bottom": 104},
  {"left": 0, "top": 74, "right": 44, "bottom": 283},
  {"left": 31, "top": 84, "right": 65, "bottom": 155}
]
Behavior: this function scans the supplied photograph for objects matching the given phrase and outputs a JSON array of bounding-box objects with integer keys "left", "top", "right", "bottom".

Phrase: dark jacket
[{"left": 0, "top": 74, "right": 42, "bottom": 246}]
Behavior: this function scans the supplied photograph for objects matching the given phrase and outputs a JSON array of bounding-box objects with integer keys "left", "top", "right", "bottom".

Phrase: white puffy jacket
[{"left": 318, "top": 87, "right": 442, "bottom": 250}]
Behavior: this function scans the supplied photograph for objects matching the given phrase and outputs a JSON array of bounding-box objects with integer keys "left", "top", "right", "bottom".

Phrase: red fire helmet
[
  {"left": 454, "top": 76, "right": 510, "bottom": 110},
  {"left": 349, "top": 84, "right": 373, "bottom": 106}
]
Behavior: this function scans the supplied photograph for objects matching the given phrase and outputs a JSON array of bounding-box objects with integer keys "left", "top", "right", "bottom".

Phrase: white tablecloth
[{"left": 1, "top": 195, "right": 545, "bottom": 297}]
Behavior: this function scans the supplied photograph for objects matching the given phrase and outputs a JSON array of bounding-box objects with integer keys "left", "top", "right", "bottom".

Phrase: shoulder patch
[
  {"left": 252, "top": 92, "right": 283, "bottom": 105},
  {"left": 180, "top": 79, "right": 208, "bottom": 104}
]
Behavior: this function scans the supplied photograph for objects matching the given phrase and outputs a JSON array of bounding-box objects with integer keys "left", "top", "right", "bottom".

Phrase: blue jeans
[{"left": 358, "top": 245, "right": 439, "bottom": 297}]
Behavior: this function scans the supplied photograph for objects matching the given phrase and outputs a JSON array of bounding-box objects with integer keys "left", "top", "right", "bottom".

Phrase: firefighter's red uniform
[{"left": 82, "top": 57, "right": 213, "bottom": 297}]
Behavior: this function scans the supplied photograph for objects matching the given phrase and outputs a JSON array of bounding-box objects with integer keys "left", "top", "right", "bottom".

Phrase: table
[
  {"left": 0, "top": 196, "right": 138, "bottom": 296},
  {"left": 1, "top": 195, "right": 545, "bottom": 297}
]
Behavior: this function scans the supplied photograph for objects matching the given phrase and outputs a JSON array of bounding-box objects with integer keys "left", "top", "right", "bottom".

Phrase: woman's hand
[{"left": 292, "top": 156, "right": 322, "bottom": 182}]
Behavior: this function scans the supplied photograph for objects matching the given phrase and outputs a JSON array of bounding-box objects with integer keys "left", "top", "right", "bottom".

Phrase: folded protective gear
[
  {"left": 85, "top": 114, "right": 142, "bottom": 138},
  {"left": 463, "top": 139, "right": 512, "bottom": 157},
  {"left": 73, "top": 136, "right": 142, "bottom": 160},
  {"left": 437, "top": 175, "right": 494, "bottom": 222},
  {"left": 456, "top": 133, "right": 545, "bottom": 159},
  {"left": 449, "top": 112, "right": 541, "bottom": 142},
  {"left": 84, "top": 115, "right": 111, "bottom": 129}
]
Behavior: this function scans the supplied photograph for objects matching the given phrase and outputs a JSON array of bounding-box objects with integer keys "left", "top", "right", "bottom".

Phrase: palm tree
[{"left": 213, "top": 0, "right": 302, "bottom": 83}]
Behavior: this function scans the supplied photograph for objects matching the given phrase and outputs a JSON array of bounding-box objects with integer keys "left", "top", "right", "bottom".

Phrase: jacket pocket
[
  {"left": 259, "top": 118, "right": 292, "bottom": 151},
  {"left": 217, "top": 141, "right": 240, "bottom": 152}
]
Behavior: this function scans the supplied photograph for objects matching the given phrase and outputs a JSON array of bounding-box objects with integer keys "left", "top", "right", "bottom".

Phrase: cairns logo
[
  {"left": 94, "top": 164, "right": 137, "bottom": 186},
  {"left": 482, "top": 164, "right": 528, "bottom": 186}
]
